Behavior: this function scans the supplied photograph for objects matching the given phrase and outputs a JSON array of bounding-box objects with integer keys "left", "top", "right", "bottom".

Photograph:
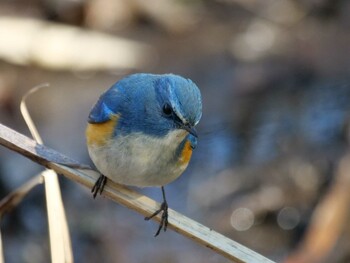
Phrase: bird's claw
[
  {"left": 91, "top": 174, "right": 107, "bottom": 198},
  {"left": 145, "top": 201, "right": 169, "bottom": 237}
]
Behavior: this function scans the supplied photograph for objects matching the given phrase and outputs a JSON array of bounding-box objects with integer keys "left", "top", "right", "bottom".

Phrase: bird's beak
[{"left": 181, "top": 124, "right": 198, "bottom": 138}]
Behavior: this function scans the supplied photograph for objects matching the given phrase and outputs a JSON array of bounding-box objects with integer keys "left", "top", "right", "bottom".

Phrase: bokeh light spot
[
  {"left": 277, "top": 207, "right": 300, "bottom": 230},
  {"left": 230, "top": 208, "right": 255, "bottom": 231}
]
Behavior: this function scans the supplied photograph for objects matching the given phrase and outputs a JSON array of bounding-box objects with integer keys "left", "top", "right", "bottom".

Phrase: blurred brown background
[{"left": 1, "top": 0, "right": 350, "bottom": 262}]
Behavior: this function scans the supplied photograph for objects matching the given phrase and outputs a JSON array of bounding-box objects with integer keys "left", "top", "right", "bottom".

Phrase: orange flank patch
[
  {"left": 86, "top": 114, "right": 119, "bottom": 146},
  {"left": 180, "top": 140, "right": 193, "bottom": 165}
]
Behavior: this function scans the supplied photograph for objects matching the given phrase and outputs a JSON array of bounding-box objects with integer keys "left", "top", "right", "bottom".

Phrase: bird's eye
[{"left": 162, "top": 103, "right": 173, "bottom": 115}]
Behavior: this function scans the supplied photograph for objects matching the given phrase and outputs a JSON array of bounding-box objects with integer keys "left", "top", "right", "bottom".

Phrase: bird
[{"left": 86, "top": 73, "right": 202, "bottom": 236}]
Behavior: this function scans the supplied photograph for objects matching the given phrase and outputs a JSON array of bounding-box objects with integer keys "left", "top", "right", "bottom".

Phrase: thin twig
[
  {"left": 0, "top": 123, "right": 274, "bottom": 263},
  {"left": 0, "top": 174, "right": 43, "bottom": 216},
  {"left": 0, "top": 173, "right": 43, "bottom": 263}
]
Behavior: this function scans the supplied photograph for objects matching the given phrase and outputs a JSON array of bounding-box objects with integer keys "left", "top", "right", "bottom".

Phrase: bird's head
[
  {"left": 154, "top": 74, "right": 202, "bottom": 138},
  {"left": 114, "top": 74, "right": 202, "bottom": 140}
]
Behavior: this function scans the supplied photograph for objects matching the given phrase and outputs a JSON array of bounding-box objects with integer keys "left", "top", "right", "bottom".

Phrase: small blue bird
[{"left": 86, "top": 73, "right": 202, "bottom": 236}]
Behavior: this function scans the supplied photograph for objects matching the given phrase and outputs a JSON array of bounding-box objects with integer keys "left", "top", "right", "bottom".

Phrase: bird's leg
[
  {"left": 91, "top": 174, "right": 107, "bottom": 198},
  {"left": 144, "top": 186, "right": 169, "bottom": 236}
]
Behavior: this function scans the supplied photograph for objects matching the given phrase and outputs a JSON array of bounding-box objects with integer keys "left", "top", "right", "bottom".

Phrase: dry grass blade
[
  {"left": 43, "top": 170, "right": 73, "bottom": 263},
  {"left": 0, "top": 229, "right": 4, "bottom": 263},
  {"left": 0, "top": 174, "right": 43, "bottom": 217},
  {"left": 0, "top": 123, "right": 274, "bottom": 263},
  {"left": 20, "top": 83, "right": 49, "bottom": 144},
  {"left": 20, "top": 86, "right": 73, "bottom": 263}
]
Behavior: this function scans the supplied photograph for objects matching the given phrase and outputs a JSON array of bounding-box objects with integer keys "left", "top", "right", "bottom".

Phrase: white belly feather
[{"left": 87, "top": 130, "right": 189, "bottom": 187}]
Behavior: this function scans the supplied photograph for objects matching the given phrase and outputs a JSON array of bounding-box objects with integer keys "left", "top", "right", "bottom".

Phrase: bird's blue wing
[
  {"left": 88, "top": 74, "right": 153, "bottom": 124},
  {"left": 88, "top": 96, "right": 115, "bottom": 123},
  {"left": 88, "top": 85, "right": 122, "bottom": 123}
]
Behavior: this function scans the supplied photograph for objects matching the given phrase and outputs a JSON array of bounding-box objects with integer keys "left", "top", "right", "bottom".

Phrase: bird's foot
[
  {"left": 91, "top": 174, "right": 107, "bottom": 198},
  {"left": 144, "top": 201, "right": 169, "bottom": 237}
]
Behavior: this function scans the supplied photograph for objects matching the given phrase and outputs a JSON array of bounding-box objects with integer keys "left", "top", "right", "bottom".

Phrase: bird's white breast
[{"left": 87, "top": 129, "right": 189, "bottom": 187}]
